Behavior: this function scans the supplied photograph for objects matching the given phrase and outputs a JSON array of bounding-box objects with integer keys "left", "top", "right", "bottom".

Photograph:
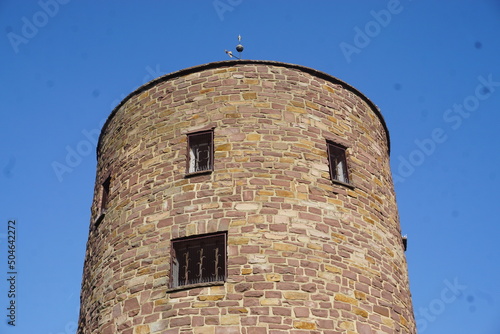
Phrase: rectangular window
[
  {"left": 100, "top": 175, "right": 111, "bottom": 211},
  {"left": 327, "top": 141, "right": 349, "bottom": 184},
  {"left": 187, "top": 130, "right": 214, "bottom": 175},
  {"left": 171, "top": 232, "right": 227, "bottom": 289}
]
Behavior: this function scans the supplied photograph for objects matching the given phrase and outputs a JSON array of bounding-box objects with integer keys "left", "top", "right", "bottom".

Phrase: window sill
[
  {"left": 332, "top": 179, "right": 355, "bottom": 189},
  {"left": 185, "top": 170, "right": 213, "bottom": 178},
  {"left": 167, "top": 280, "right": 225, "bottom": 293}
]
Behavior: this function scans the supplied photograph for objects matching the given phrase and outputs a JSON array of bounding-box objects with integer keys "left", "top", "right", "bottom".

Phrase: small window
[
  {"left": 327, "top": 141, "right": 349, "bottom": 184},
  {"left": 187, "top": 130, "right": 214, "bottom": 175},
  {"left": 171, "top": 232, "right": 227, "bottom": 289},
  {"left": 100, "top": 175, "right": 111, "bottom": 211}
]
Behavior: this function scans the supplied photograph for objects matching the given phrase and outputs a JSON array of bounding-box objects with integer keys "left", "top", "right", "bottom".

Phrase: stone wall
[{"left": 78, "top": 60, "right": 416, "bottom": 334}]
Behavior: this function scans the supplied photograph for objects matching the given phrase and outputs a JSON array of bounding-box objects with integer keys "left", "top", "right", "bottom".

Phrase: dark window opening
[
  {"left": 171, "top": 232, "right": 226, "bottom": 289},
  {"left": 187, "top": 130, "right": 214, "bottom": 174},
  {"left": 100, "top": 176, "right": 111, "bottom": 211},
  {"left": 327, "top": 141, "right": 349, "bottom": 184}
]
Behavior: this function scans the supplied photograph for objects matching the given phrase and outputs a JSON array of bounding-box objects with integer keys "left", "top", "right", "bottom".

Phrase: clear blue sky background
[{"left": 1, "top": 1, "right": 499, "bottom": 333}]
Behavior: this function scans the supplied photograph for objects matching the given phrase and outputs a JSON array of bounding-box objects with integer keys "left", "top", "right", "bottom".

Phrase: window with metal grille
[
  {"left": 170, "top": 232, "right": 227, "bottom": 289},
  {"left": 327, "top": 141, "right": 349, "bottom": 184},
  {"left": 187, "top": 130, "right": 214, "bottom": 175}
]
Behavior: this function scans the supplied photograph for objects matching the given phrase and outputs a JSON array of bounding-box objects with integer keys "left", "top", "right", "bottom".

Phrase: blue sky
[{"left": 1, "top": 1, "right": 499, "bottom": 333}]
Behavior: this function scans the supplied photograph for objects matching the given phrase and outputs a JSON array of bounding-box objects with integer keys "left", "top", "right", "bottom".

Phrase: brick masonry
[{"left": 78, "top": 60, "right": 416, "bottom": 334}]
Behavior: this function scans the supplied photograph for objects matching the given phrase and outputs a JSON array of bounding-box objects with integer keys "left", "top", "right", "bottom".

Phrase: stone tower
[{"left": 78, "top": 60, "right": 416, "bottom": 334}]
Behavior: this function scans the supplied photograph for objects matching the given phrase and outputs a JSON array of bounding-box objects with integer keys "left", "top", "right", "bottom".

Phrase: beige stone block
[
  {"left": 286, "top": 105, "right": 306, "bottom": 113},
  {"left": 274, "top": 215, "right": 290, "bottom": 224},
  {"left": 221, "top": 314, "right": 240, "bottom": 325},
  {"left": 210, "top": 286, "right": 225, "bottom": 294},
  {"left": 339, "top": 321, "right": 354, "bottom": 330},
  {"left": 194, "top": 327, "right": 215, "bottom": 334},
  {"left": 138, "top": 91, "right": 149, "bottom": 100},
  {"left": 400, "top": 315, "right": 408, "bottom": 327},
  {"left": 229, "top": 307, "right": 248, "bottom": 313},
  {"left": 230, "top": 220, "right": 246, "bottom": 226},
  {"left": 248, "top": 254, "right": 266, "bottom": 264},
  {"left": 235, "top": 203, "right": 259, "bottom": 211},
  {"left": 134, "top": 325, "right": 150, "bottom": 334},
  {"left": 202, "top": 202, "right": 220, "bottom": 210},
  {"left": 283, "top": 291, "right": 308, "bottom": 300},
  {"left": 193, "top": 302, "right": 210, "bottom": 308},
  {"left": 322, "top": 84, "right": 336, "bottom": 94},
  {"left": 293, "top": 321, "right": 316, "bottom": 329},
  {"left": 260, "top": 298, "right": 280, "bottom": 306},
  {"left": 347, "top": 189, "right": 358, "bottom": 198},
  {"left": 246, "top": 133, "right": 261, "bottom": 141},
  {"left": 334, "top": 294, "right": 358, "bottom": 306},
  {"left": 154, "top": 299, "right": 167, "bottom": 306},
  {"left": 263, "top": 233, "right": 287, "bottom": 240},
  {"left": 216, "top": 143, "right": 232, "bottom": 151},
  {"left": 199, "top": 88, "right": 214, "bottom": 94},
  {"left": 273, "top": 243, "right": 298, "bottom": 252},
  {"left": 266, "top": 273, "right": 281, "bottom": 282},
  {"left": 198, "top": 295, "right": 224, "bottom": 301},
  {"left": 243, "top": 79, "right": 259, "bottom": 85},
  {"left": 138, "top": 224, "right": 155, "bottom": 234},
  {"left": 242, "top": 92, "right": 257, "bottom": 100},
  {"left": 318, "top": 271, "right": 335, "bottom": 281},
  {"left": 331, "top": 232, "right": 346, "bottom": 241},
  {"left": 309, "top": 229, "right": 329, "bottom": 239},
  {"left": 383, "top": 317, "right": 395, "bottom": 327},
  {"left": 186, "top": 224, "right": 197, "bottom": 236},
  {"left": 214, "top": 95, "right": 229, "bottom": 102},
  {"left": 257, "top": 190, "right": 274, "bottom": 196},
  {"left": 325, "top": 265, "right": 341, "bottom": 274},
  {"left": 229, "top": 237, "right": 250, "bottom": 245},
  {"left": 353, "top": 307, "right": 368, "bottom": 318},
  {"left": 241, "top": 268, "right": 252, "bottom": 275},
  {"left": 354, "top": 290, "right": 366, "bottom": 300},
  {"left": 248, "top": 215, "right": 264, "bottom": 223},
  {"left": 275, "top": 190, "right": 295, "bottom": 198}
]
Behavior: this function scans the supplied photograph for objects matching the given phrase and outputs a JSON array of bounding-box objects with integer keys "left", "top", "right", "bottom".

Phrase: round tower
[{"left": 78, "top": 60, "right": 416, "bottom": 334}]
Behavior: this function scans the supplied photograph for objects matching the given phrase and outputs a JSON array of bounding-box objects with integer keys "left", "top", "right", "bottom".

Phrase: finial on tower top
[{"left": 225, "top": 35, "right": 244, "bottom": 60}]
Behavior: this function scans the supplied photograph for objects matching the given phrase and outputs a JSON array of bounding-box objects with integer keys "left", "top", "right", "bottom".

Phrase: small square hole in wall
[
  {"left": 186, "top": 130, "right": 214, "bottom": 175},
  {"left": 170, "top": 232, "right": 227, "bottom": 289},
  {"left": 100, "top": 175, "right": 111, "bottom": 212}
]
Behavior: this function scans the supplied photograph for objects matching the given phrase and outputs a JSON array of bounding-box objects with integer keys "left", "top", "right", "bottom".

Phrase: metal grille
[
  {"left": 171, "top": 232, "right": 226, "bottom": 288},
  {"left": 187, "top": 131, "right": 213, "bottom": 174}
]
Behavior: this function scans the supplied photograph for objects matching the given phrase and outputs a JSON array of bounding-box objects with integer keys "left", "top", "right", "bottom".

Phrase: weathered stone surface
[{"left": 78, "top": 60, "right": 416, "bottom": 334}]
